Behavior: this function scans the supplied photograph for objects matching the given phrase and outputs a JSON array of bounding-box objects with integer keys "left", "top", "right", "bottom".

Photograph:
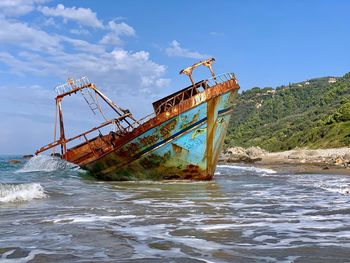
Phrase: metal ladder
[{"left": 80, "top": 88, "right": 99, "bottom": 114}]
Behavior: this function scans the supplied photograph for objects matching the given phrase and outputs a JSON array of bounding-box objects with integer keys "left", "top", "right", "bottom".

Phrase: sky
[{"left": 0, "top": 0, "right": 350, "bottom": 154}]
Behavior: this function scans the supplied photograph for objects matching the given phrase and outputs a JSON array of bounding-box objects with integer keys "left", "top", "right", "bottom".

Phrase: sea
[{"left": 1, "top": 155, "right": 350, "bottom": 263}]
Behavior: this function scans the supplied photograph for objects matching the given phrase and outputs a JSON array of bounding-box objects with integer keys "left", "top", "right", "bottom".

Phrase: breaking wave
[
  {"left": 217, "top": 164, "right": 277, "bottom": 174},
  {"left": 0, "top": 183, "right": 47, "bottom": 203},
  {"left": 314, "top": 181, "right": 350, "bottom": 195},
  {"left": 17, "top": 155, "right": 78, "bottom": 173}
]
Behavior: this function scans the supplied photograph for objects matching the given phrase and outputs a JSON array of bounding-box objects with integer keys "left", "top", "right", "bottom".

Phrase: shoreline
[
  {"left": 255, "top": 162, "right": 350, "bottom": 176},
  {"left": 218, "top": 161, "right": 350, "bottom": 176},
  {"left": 219, "top": 147, "right": 350, "bottom": 175}
]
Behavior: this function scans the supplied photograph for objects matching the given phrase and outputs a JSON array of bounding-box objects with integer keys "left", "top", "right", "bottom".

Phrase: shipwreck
[{"left": 35, "top": 58, "right": 240, "bottom": 180}]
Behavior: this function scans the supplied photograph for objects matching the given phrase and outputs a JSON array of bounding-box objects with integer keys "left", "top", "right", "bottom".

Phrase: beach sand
[{"left": 220, "top": 147, "right": 350, "bottom": 175}]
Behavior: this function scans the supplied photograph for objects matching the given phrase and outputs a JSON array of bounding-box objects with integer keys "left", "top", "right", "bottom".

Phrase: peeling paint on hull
[{"left": 83, "top": 90, "right": 237, "bottom": 181}]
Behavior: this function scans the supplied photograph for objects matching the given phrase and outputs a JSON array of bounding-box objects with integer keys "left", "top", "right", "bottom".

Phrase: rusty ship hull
[
  {"left": 82, "top": 82, "right": 237, "bottom": 180},
  {"left": 35, "top": 58, "right": 240, "bottom": 180}
]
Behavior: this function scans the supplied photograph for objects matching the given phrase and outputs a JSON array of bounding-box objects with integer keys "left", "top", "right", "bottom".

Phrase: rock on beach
[{"left": 220, "top": 147, "right": 350, "bottom": 168}]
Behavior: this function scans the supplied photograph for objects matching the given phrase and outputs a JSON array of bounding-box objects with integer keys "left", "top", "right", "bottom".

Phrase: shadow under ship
[{"left": 35, "top": 58, "right": 240, "bottom": 180}]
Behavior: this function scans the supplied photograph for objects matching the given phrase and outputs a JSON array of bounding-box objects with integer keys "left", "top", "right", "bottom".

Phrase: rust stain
[
  {"left": 124, "top": 142, "right": 140, "bottom": 153},
  {"left": 138, "top": 134, "right": 159, "bottom": 147},
  {"left": 206, "top": 96, "right": 219, "bottom": 177},
  {"left": 159, "top": 118, "right": 177, "bottom": 138},
  {"left": 181, "top": 111, "right": 200, "bottom": 129},
  {"left": 139, "top": 152, "right": 170, "bottom": 169},
  {"left": 162, "top": 164, "right": 209, "bottom": 180},
  {"left": 171, "top": 143, "right": 183, "bottom": 153},
  {"left": 191, "top": 128, "right": 205, "bottom": 139}
]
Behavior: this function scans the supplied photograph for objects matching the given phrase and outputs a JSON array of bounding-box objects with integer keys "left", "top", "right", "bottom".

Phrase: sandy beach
[{"left": 220, "top": 147, "right": 350, "bottom": 175}]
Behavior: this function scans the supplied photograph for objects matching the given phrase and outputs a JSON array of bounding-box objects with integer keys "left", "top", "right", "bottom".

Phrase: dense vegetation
[{"left": 224, "top": 73, "right": 350, "bottom": 152}]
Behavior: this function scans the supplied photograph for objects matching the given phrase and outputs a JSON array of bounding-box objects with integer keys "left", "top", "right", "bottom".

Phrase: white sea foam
[
  {"left": 0, "top": 183, "right": 47, "bottom": 203},
  {"left": 217, "top": 164, "right": 276, "bottom": 174},
  {"left": 195, "top": 224, "right": 237, "bottom": 231},
  {"left": 314, "top": 182, "right": 350, "bottom": 195},
  {"left": 45, "top": 214, "right": 136, "bottom": 224},
  {"left": 1, "top": 249, "right": 53, "bottom": 263},
  {"left": 17, "top": 155, "right": 78, "bottom": 173},
  {"left": 253, "top": 235, "right": 278, "bottom": 242},
  {"left": 290, "top": 174, "right": 350, "bottom": 195}
]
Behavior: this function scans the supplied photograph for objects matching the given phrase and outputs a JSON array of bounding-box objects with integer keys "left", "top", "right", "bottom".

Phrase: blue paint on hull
[{"left": 84, "top": 90, "right": 236, "bottom": 180}]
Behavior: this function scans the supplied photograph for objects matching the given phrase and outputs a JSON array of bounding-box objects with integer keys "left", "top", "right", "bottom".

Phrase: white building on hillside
[{"left": 328, "top": 77, "right": 337, "bottom": 84}]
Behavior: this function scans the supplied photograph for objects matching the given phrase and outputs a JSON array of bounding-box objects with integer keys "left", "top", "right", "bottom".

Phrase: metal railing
[
  {"left": 155, "top": 73, "right": 237, "bottom": 115},
  {"left": 206, "top": 72, "right": 237, "bottom": 87},
  {"left": 35, "top": 116, "right": 131, "bottom": 155},
  {"left": 131, "top": 112, "right": 156, "bottom": 127},
  {"left": 55, "top": 76, "right": 90, "bottom": 95}
]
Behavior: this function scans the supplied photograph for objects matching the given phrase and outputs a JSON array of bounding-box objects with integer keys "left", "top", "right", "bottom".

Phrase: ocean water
[{"left": 1, "top": 155, "right": 350, "bottom": 262}]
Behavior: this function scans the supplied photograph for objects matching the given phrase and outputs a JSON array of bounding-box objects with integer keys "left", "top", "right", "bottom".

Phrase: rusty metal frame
[
  {"left": 35, "top": 115, "right": 132, "bottom": 155},
  {"left": 36, "top": 77, "right": 139, "bottom": 157},
  {"left": 154, "top": 73, "right": 236, "bottom": 115},
  {"left": 153, "top": 58, "right": 222, "bottom": 115},
  {"left": 179, "top": 57, "right": 216, "bottom": 85}
]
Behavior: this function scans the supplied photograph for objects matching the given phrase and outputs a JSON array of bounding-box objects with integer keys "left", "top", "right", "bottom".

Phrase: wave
[
  {"left": 43, "top": 214, "right": 136, "bottom": 224},
  {"left": 0, "top": 183, "right": 47, "bottom": 203},
  {"left": 17, "top": 155, "right": 79, "bottom": 173},
  {"left": 217, "top": 164, "right": 276, "bottom": 174},
  {"left": 314, "top": 182, "right": 350, "bottom": 195}
]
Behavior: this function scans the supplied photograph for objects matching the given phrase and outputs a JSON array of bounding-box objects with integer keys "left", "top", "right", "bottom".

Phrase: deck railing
[
  {"left": 206, "top": 72, "right": 237, "bottom": 87},
  {"left": 35, "top": 116, "right": 131, "bottom": 155},
  {"left": 154, "top": 73, "right": 237, "bottom": 115},
  {"left": 55, "top": 76, "right": 90, "bottom": 95}
]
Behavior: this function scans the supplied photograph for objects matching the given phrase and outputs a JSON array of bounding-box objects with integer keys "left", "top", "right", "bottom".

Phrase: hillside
[{"left": 225, "top": 73, "right": 350, "bottom": 152}]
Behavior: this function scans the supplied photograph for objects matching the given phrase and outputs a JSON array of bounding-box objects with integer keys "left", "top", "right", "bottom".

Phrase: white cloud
[
  {"left": 0, "top": 0, "right": 46, "bottom": 17},
  {"left": 42, "top": 17, "right": 57, "bottom": 27},
  {"left": 165, "top": 40, "right": 210, "bottom": 59},
  {"left": 60, "top": 36, "right": 105, "bottom": 54},
  {"left": 0, "top": 48, "right": 169, "bottom": 97},
  {"left": 39, "top": 4, "right": 103, "bottom": 28},
  {"left": 0, "top": 18, "right": 61, "bottom": 53},
  {"left": 70, "top": 28, "right": 90, "bottom": 36},
  {"left": 0, "top": 52, "right": 50, "bottom": 75},
  {"left": 0, "top": 18, "right": 169, "bottom": 98},
  {"left": 109, "top": 21, "right": 135, "bottom": 35},
  {"left": 100, "top": 21, "right": 136, "bottom": 45}
]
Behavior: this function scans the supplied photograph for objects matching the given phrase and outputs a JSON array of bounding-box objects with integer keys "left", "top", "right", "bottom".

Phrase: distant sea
[{"left": 1, "top": 155, "right": 350, "bottom": 262}]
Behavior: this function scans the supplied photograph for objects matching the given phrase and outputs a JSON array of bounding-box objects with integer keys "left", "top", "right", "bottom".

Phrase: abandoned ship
[{"left": 35, "top": 58, "right": 240, "bottom": 180}]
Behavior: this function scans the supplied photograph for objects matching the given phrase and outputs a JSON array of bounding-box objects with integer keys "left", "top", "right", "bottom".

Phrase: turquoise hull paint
[{"left": 84, "top": 90, "right": 236, "bottom": 180}]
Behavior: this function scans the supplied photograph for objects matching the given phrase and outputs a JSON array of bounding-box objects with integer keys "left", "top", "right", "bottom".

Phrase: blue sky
[{"left": 0, "top": 0, "right": 350, "bottom": 154}]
